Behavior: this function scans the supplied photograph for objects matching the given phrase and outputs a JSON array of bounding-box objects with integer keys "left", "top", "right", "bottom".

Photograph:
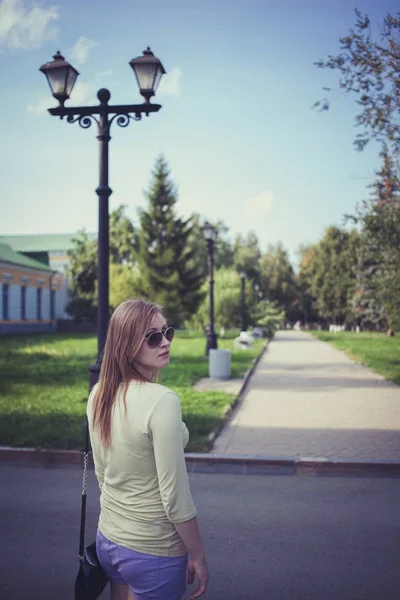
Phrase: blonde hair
[{"left": 92, "top": 298, "right": 163, "bottom": 447}]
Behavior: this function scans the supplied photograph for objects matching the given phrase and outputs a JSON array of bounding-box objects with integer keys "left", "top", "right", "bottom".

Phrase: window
[
  {"left": 21, "top": 287, "right": 26, "bottom": 320},
  {"left": 50, "top": 290, "right": 56, "bottom": 320},
  {"left": 37, "top": 288, "right": 42, "bottom": 320},
  {"left": 2, "top": 284, "right": 9, "bottom": 320}
]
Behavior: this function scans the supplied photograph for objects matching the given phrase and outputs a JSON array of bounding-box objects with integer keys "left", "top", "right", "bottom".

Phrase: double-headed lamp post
[
  {"left": 201, "top": 221, "right": 218, "bottom": 355},
  {"left": 40, "top": 48, "right": 165, "bottom": 389}
]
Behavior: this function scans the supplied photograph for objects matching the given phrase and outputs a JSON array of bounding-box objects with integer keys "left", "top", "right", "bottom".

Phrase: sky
[{"left": 0, "top": 0, "right": 398, "bottom": 265}]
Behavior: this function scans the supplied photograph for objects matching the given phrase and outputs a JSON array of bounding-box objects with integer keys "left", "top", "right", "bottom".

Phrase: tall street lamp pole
[
  {"left": 240, "top": 271, "right": 246, "bottom": 332},
  {"left": 40, "top": 48, "right": 166, "bottom": 389},
  {"left": 201, "top": 222, "right": 218, "bottom": 355}
]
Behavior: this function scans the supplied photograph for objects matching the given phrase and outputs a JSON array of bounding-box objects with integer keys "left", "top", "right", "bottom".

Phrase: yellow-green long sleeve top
[{"left": 87, "top": 381, "right": 197, "bottom": 557}]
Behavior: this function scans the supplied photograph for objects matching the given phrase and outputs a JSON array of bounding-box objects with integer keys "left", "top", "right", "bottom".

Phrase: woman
[{"left": 87, "top": 298, "right": 209, "bottom": 600}]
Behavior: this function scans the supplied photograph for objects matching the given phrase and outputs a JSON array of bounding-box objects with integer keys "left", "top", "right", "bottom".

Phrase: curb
[
  {"left": 0, "top": 447, "right": 399, "bottom": 478},
  {"left": 207, "top": 338, "right": 270, "bottom": 446},
  {"left": 185, "top": 453, "right": 400, "bottom": 478}
]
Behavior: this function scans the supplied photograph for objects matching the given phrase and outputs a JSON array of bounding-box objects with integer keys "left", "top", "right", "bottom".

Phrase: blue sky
[{"left": 1, "top": 0, "right": 397, "bottom": 265}]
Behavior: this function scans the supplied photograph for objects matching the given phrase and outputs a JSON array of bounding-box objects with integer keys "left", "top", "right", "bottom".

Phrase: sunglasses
[{"left": 144, "top": 326, "right": 175, "bottom": 349}]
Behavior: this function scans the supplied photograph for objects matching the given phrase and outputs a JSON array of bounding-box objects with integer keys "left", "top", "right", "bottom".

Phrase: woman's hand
[{"left": 187, "top": 555, "right": 209, "bottom": 599}]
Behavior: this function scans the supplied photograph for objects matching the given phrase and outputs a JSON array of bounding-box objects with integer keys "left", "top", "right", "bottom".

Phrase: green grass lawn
[
  {"left": 309, "top": 330, "right": 400, "bottom": 386},
  {"left": 0, "top": 331, "right": 265, "bottom": 452}
]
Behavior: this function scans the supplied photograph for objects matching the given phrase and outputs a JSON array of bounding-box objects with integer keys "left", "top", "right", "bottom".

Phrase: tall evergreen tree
[{"left": 136, "top": 157, "right": 205, "bottom": 325}]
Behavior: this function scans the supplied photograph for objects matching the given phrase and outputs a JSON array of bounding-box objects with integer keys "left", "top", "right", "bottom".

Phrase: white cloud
[
  {"left": 28, "top": 80, "right": 94, "bottom": 114},
  {"left": 95, "top": 69, "right": 112, "bottom": 81},
  {"left": 27, "top": 96, "right": 55, "bottom": 115},
  {"left": 158, "top": 68, "right": 181, "bottom": 97},
  {"left": 242, "top": 190, "right": 274, "bottom": 220},
  {"left": 68, "top": 35, "right": 98, "bottom": 65},
  {"left": 0, "top": 0, "right": 59, "bottom": 50}
]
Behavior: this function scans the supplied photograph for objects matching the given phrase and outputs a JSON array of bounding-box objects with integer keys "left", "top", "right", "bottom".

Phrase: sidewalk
[{"left": 212, "top": 330, "right": 400, "bottom": 461}]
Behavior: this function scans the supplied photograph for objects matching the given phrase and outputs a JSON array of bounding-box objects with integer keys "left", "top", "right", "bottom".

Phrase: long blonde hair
[{"left": 92, "top": 298, "right": 162, "bottom": 447}]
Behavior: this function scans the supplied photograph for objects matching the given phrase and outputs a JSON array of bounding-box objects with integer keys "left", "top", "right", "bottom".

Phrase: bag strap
[{"left": 78, "top": 417, "right": 90, "bottom": 563}]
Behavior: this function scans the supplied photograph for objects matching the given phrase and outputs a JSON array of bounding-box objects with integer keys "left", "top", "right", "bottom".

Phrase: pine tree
[{"left": 136, "top": 156, "right": 205, "bottom": 326}]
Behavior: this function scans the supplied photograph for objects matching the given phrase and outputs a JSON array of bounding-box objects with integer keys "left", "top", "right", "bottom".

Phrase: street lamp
[
  {"left": 40, "top": 48, "right": 166, "bottom": 389},
  {"left": 239, "top": 271, "right": 246, "bottom": 332},
  {"left": 201, "top": 221, "right": 218, "bottom": 355}
]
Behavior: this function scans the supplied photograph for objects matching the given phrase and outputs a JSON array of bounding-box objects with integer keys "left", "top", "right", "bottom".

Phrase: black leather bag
[
  {"left": 75, "top": 542, "right": 109, "bottom": 600},
  {"left": 74, "top": 419, "right": 109, "bottom": 600}
]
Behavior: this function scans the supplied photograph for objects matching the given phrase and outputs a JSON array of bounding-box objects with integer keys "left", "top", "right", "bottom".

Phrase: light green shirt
[{"left": 87, "top": 381, "right": 197, "bottom": 557}]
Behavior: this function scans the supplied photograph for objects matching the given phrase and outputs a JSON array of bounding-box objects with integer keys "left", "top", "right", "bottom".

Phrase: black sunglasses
[{"left": 144, "top": 326, "right": 175, "bottom": 349}]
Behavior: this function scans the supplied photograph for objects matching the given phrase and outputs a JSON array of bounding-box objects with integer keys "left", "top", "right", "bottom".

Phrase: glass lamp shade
[
  {"left": 129, "top": 47, "right": 166, "bottom": 102},
  {"left": 201, "top": 221, "right": 216, "bottom": 242},
  {"left": 40, "top": 51, "right": 79, "bottom": 105}
]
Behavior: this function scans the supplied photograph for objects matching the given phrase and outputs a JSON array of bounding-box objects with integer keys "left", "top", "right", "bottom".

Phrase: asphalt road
[{"left": 1, "top": 465, "right": 399, "bottom": 600}]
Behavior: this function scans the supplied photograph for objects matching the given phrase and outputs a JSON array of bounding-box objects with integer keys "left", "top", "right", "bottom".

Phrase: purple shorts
[{"left": 96, "top": 529, "right": 188, "bottom": 600}]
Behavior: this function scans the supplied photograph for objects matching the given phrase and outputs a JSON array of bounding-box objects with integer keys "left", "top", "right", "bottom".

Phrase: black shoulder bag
[{"left": 74, "top": 418, "right": 109, "bottom": 600}]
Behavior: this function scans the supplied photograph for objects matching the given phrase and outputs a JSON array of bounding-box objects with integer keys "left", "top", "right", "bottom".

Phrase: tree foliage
[
  {"left": 350, "top": 149, "right": 400, "bottom": 332},
  {"left": 66, "top": 231, "right": 97, "bottom": 321},
  {"left": 310, "top": 226, "right": 360, "bottom": 325},
  {"left": 136, "top": 156, "right": 205, "bottom": 326},
  {"left": 66, "top": 205, "right": 137, "bottom": 321},
  {"left": 233, "top": 232, "right": 261, "bottom": 281},
  {"left": 314, "top": 8, "right": 400, "bottom": 159},
  {"left": 109, "top": 205, "right": 137, "bottom": 265},
  {"left": 259, "top": 243, "right": 299, "bottom": 321},
  {"left": 188, "top": 268, "right": 249, "bottom": 331},
  {"left": 296, "top": 244, "right": 320, "bottom": 324}
]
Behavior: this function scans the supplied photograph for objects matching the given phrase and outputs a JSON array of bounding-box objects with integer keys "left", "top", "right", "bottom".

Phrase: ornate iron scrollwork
[{"left": 66, "top": 115, "right": 99, "bottom": 129}]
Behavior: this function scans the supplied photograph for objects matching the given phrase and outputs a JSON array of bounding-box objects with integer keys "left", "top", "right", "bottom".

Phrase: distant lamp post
[
  {"left": 239, "top": 271, "right": 246, "bottom": 332},
  {"left": 254, "top": 283, "right": 262, "bottom": 303},
  {"left": 201, "top": 221, "right": 218, "bottom": 355},
  {"left": 40, "top": 47, "right": 165, "bottom": 389}
]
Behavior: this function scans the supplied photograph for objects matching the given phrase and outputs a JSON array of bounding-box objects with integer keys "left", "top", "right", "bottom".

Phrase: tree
[
  {"left": 314, "top": 9, "right": 400, "bottom": 160},
  {"left": 350, "top": 149, "right": 400, "bottom": 333},
  {"left": 233, "top": 232, "right": 261, "bottom": 281},
  {"left": 296, "top": 244, "right": 320, "bottom": 324},
  {"left": 259, "top": 243, "right": 299, "bottom": 322},
  {"left": 108, "top": 264, "right": 140, "bottom": 310},
  {"left": 66, "top": 230, "right": 98, "bottom": 321},
  {"left": 187, "top": 268, "right": 245, "bottom": 331},
  {"left": 136, "top": 156, "right": 205, "bottom": 325},
  {"left": 66, "top": 205, "right": 138, "bottom": 321},
  {"left": 250, "top": 300, "right": 285, "bottom": 337},
  {"left": 187, "top": 215, "right": 235, "bottom": 276},
  {"left": 310, "top": 226, "right": 360, "bottom": 325},
  {"left": 109, "top": 205, "right": 137, "bottom": 265}
]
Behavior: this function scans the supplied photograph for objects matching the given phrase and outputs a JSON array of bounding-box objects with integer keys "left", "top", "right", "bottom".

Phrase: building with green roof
[
  {"left": 0, "top": 238, "right": 74, "bottom": 334},
  {"left": 0, "top": 233, "right": 97, "bottom": 271}
]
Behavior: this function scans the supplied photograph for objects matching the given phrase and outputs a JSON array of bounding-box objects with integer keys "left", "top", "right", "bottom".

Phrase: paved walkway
[{"left": 212, "top": 330, "right": 400, "bottom": 460}]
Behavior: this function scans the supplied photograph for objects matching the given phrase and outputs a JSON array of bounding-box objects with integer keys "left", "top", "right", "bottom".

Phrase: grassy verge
[
  {"left": 0, "top": 331, "right": 265, "bottom": 452},
  {"left": 309, "top": 330, "right": 400, "bottom": 386}
]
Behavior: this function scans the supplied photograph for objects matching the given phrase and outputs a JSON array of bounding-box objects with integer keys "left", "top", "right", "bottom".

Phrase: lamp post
[
  {"left": 201, "top": 221, "right": 218, "bottom": 355},
  {"left": 239, "top": 271, "right": 246, "bottom": 332},
  {"left": 40, "top": 48, "right": 165, "bottom": 389},
  {"left": 254, "top": 283, "right": 262, "bottom": 303}
]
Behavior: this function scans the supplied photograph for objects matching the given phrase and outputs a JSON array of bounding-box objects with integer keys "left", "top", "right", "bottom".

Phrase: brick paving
[{"left": 212, "top": 330, "right": 400, "bottom": 460}]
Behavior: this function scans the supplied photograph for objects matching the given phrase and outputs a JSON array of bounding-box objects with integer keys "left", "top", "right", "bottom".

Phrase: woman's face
[{"left": 134, "top": 312, "right": 172, "bottom": 378}]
